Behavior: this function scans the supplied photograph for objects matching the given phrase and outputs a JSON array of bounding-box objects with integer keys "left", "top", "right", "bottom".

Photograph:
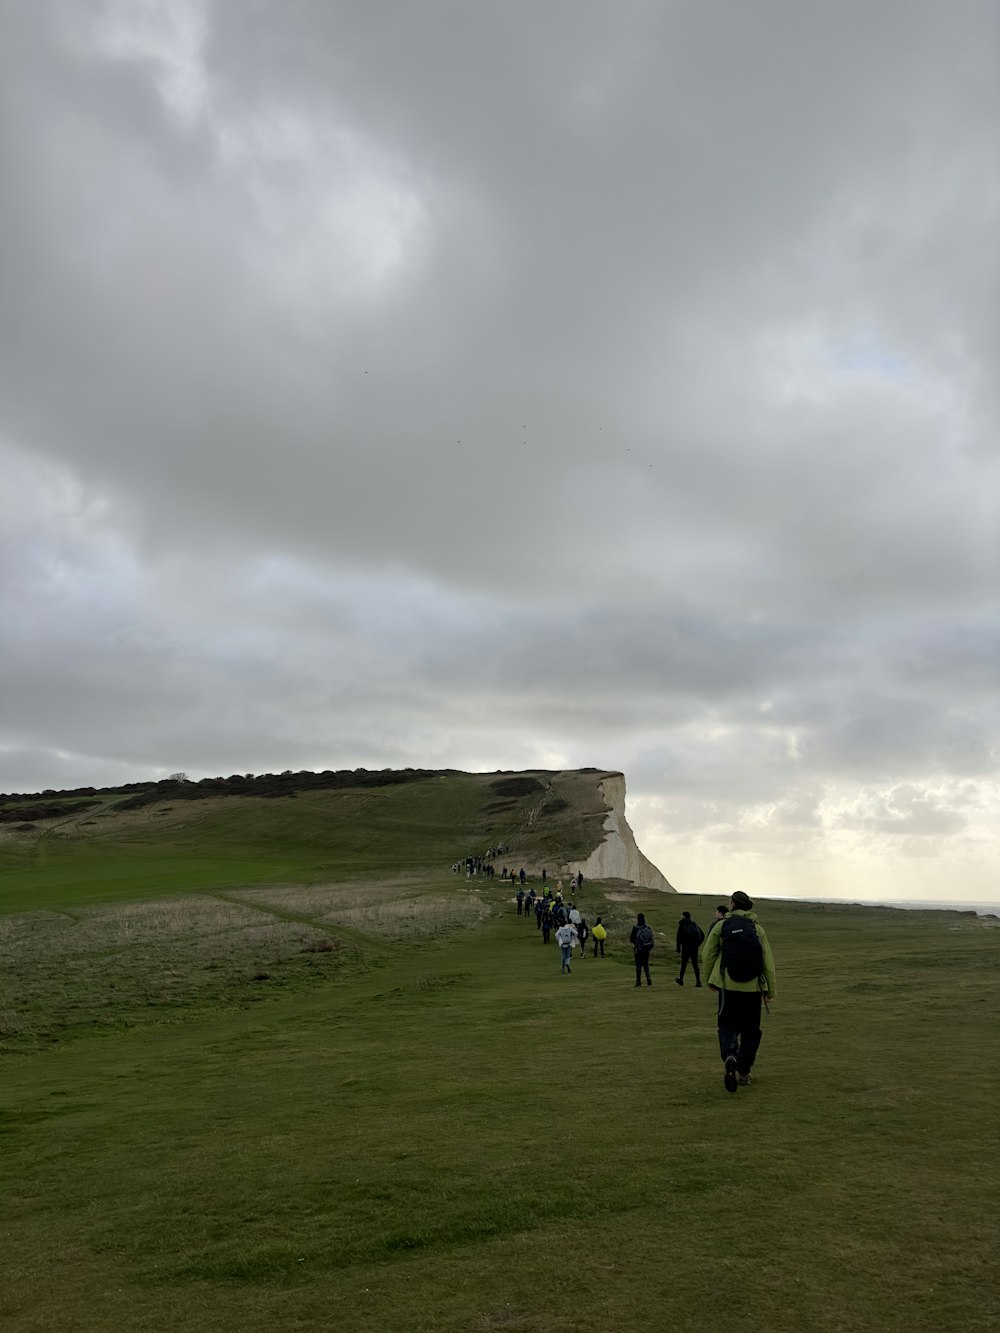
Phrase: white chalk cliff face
[{"left": 566, "top": 774, "right": 675, "bottom": 892}]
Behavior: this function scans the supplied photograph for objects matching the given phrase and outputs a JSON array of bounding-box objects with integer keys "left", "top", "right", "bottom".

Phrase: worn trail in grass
[{"left": 3, "top": 876, "right": 999, "bottom": 1333}]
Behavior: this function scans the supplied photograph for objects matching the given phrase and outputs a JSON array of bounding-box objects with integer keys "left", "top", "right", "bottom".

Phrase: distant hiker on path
[
  {"left": 576, "top": 918, "right": 589, "bottom": 957},
  {"left": 592, "top": 917, "right": 607, "bottom": 957},
  {"left": 675, "top": 911, "right": 704, "bottom": 987},
  {"left": 555, "top": 920, "right": 578, "bottom": 973},
  {"left": 701, "top": 891, "right": 776, "bottom": 1093},
  {"left": 630, "top": 913, "right": 655, "bottom": 987},
  {"left": 541, "top": 903, "right": 554, "bottom": 945},
  {"left": 516, "top": 886, "right": 525, "bottom": 915}
]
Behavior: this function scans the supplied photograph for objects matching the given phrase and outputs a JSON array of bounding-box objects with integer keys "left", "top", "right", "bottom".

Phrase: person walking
[
  {"left": 555, "top": 920, "right": 577, "bottom": 973},
  {"left": 700, "top": 891, "right": 776, "bottom": 1093},
  {"left": 541, "top": 903, "right": 554, "bottom": 945},
  {"left": 591, "top": 917, "right": 607, "bottom": 957},
  {"left": 516, "top": 886, "right": 525, "bottom": 916},
  {"left": 705, "top": 904, "right": 728, "bottom": 938},
  {"left": 675, "top": 911, "right": 704, "bottom": 986},
  {"left": 629, "top": 913, "right": 655, "bottom": 987},
  {"left": 576, "top": 918, "right": 589, "bottom": 958}
]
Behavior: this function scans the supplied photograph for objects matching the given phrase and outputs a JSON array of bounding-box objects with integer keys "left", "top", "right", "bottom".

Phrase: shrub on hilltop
[{"left": 113, "top": 767, "right": 444, "bottom": 811}]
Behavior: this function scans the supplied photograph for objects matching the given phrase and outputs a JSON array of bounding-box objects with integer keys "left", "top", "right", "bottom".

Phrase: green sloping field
[
  {"left": 2, "top": 770, "right": 998, "bottom": 1332},
  {"left": 0, "top": 770, "right": 612, "bottom": 915}
]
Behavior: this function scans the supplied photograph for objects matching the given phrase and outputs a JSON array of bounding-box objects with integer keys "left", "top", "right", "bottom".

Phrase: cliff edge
[{"left": 564, "top": 773, "right": 675, "bottom": 892}]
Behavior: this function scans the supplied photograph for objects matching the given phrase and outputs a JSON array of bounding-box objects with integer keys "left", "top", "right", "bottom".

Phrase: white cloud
[{"left": 91, "top": 0, "right": 209, "bottom": 128}]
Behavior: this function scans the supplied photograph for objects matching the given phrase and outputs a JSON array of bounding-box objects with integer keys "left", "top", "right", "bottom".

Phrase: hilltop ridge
[{"left": 0, "top": 767, "right": 674, "bottom": 905}]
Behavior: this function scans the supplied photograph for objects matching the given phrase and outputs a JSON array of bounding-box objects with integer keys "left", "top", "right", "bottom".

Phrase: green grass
[
  {"left": 2, "top": 775, "right": 999, "bottom": 1331},
  {"left": 0, "top": 771, "right": 606, "bottom": 915}
]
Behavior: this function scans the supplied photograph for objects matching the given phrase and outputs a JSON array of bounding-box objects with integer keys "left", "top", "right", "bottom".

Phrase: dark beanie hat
[
  {"left": 637, "top": 913, "right": 646, "bottom": 925},
  {"left": 731, "top": 890, "right": 754, "bottom": 910}
]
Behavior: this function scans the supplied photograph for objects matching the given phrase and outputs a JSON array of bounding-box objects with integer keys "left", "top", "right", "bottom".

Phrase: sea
[{"left": 760, "top": 895, "right": 999, "bottom": 917}]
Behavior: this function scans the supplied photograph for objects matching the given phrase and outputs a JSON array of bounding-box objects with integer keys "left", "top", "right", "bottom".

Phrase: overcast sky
[{"left": 2, "top": 1, "right": 998, "bottom": 903}]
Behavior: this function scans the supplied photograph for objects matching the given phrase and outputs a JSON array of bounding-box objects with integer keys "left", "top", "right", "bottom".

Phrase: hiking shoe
[
  {"left": 738, "top": 1073, "right": 753, "bottom": 1086},
  {"left": 674, "top": 978, "right": 683, "bottom": 986},
  {"left": 695, "top": 982, "right": 703, "bottom": 988},
  {"left": 724, "top": 1055, "right": 739, "bottom": 1093}
]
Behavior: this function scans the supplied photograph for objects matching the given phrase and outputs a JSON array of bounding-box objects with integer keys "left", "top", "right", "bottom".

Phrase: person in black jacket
[
  {"left": 541, "top": 903, "right": 553, "bottom": 944},
  {"left": 674, "top": 911, "right": 704, "bottom": 986},
  {"left": 629, "top": 913, "right": 655, "bottom": 987}
]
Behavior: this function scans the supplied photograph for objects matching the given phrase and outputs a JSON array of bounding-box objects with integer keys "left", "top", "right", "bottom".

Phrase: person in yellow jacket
[
  {"left": 591, "top": 917, "right": 607, "bottom": 958},
  {"left": 700, "top": 890, "right": 776, "bottom": 1092}
]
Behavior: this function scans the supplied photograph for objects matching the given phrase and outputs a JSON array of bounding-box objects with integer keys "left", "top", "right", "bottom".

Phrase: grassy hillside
[
  {"left": 2, "top": 770, "right": 998, "bottom": 1331},
  {"left": 0, "top": 769, "right": 617, "bottom": 916}
]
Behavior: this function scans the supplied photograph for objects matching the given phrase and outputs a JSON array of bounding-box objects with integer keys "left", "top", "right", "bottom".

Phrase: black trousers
[
  {"left": 679, "top": 946, "right": 701, "bottom": 984},
  {"left": 717, "top": 989, "right": 763, "bottom": 1074},
  {"left": 593, "top": 939, "right": 605, "bottom": 956},
  {"left": 634, "top": 948, "right": 652, "bottom": 984}
]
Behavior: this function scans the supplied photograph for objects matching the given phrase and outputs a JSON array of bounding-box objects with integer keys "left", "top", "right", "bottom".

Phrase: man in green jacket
[{"left": 700, "top": 890, "right": 776, "bottom": 1093}]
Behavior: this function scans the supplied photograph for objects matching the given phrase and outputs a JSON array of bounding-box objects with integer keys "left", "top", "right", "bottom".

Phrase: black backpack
[
  {"left": 681, "top": 918, "right": 702, "bottom": 943},
  {"left": 635, "top": 924, "right": 655, "bottom": 951},
  {"left": 720, "top": 915, "right": 764, "bottom": 983}
]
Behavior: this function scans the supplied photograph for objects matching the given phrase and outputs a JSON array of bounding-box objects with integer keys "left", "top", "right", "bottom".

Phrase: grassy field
[
  {"left": 2, "top": 774, "right": 999, "bottom": 1332},
  {"left": 0, "top": 771, "right": 608, "bottom": 915}
]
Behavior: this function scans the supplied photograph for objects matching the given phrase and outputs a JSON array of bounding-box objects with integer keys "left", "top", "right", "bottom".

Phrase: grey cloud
[{"left": 1, "top": 1, "right": 998, "bottom": 899}]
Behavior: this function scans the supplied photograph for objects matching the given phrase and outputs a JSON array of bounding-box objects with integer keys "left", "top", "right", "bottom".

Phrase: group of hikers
[
  {"left": 453, "top": 856, "right": 497, "bottom": 878},
  {"left": 515, "top": 883, "right": 606, "bottom": 961},
  {"left": 514, "top": 881, "right": 777, "bottom": 1094}
]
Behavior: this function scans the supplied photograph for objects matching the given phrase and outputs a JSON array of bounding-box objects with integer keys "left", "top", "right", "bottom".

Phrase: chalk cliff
[{"left": 565, "top": 773, "right": 675, "bottom": 892}]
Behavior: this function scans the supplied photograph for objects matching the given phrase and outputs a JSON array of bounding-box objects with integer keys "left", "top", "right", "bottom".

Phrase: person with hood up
[{"left": 700, "top": 890, "right": 776, "bottom": 1093}]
